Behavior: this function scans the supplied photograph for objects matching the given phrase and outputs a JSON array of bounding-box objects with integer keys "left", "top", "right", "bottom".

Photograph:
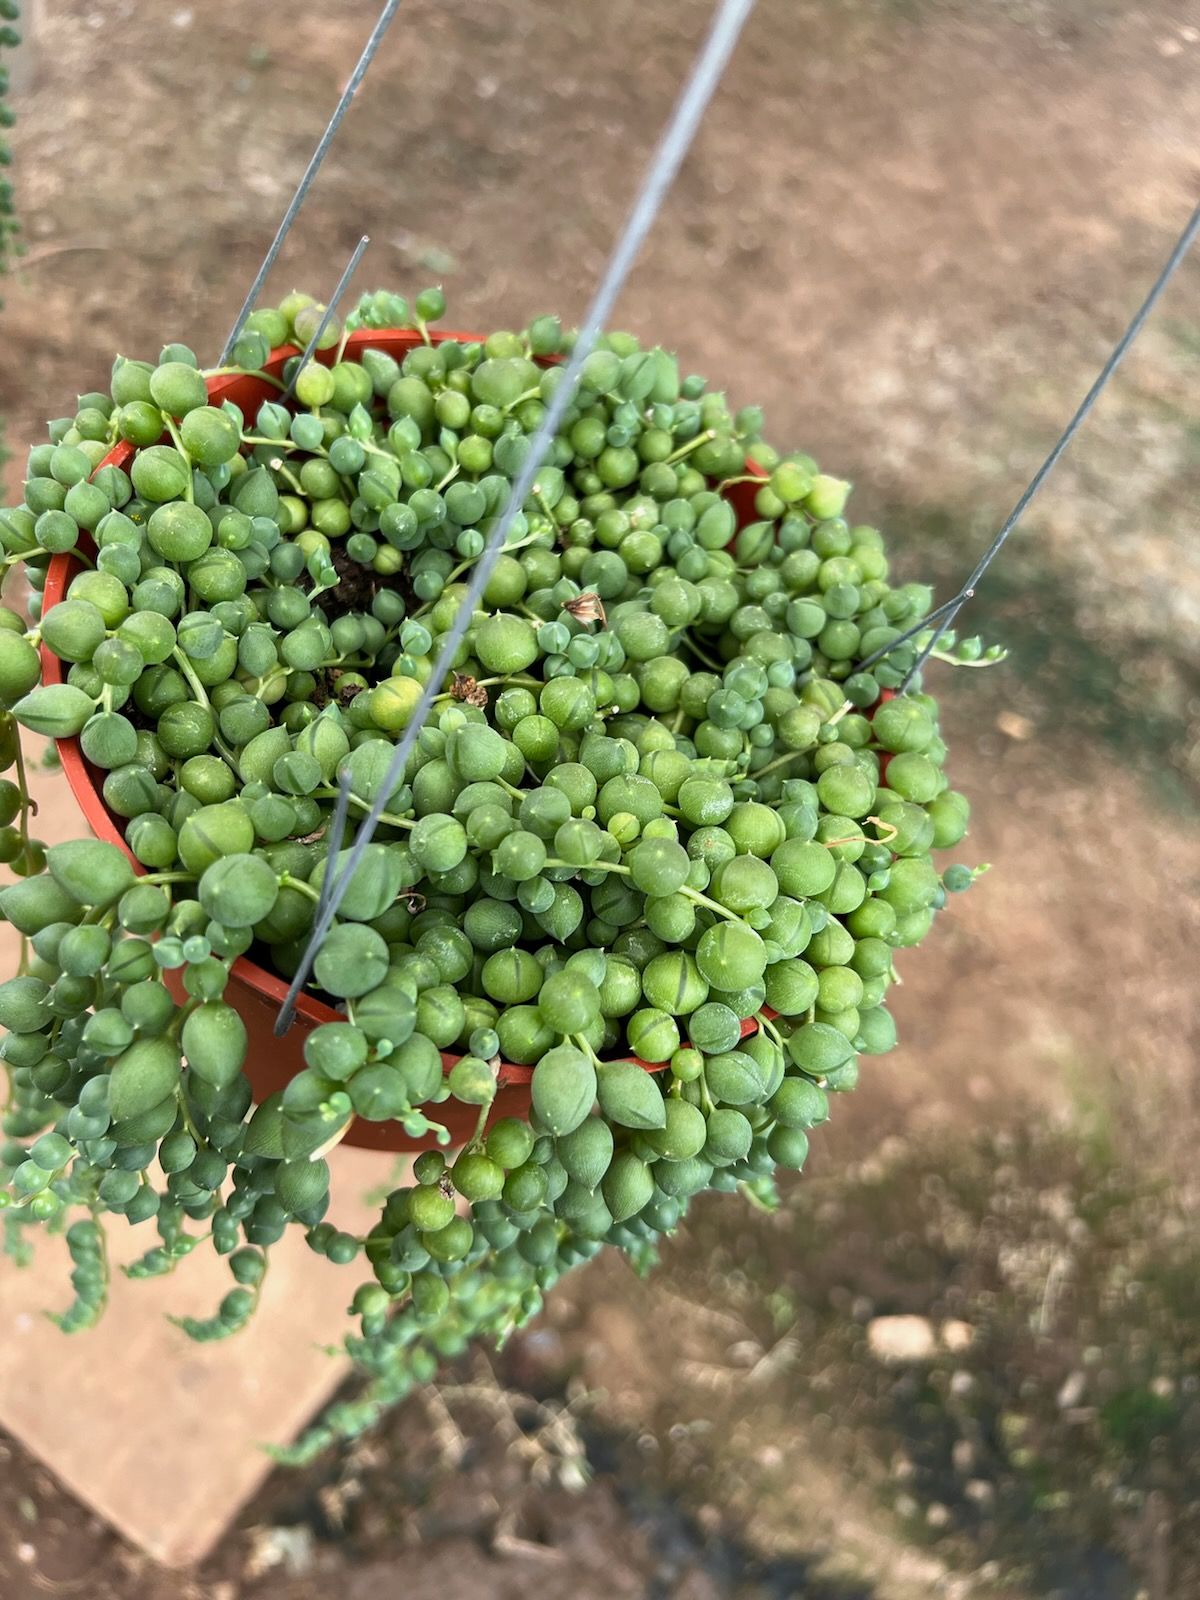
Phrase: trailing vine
[{"left": 0, "top": 0, "right": 19, "bottom": 286}]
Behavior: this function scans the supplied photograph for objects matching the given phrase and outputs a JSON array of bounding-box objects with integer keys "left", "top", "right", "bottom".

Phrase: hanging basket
[{"left": 38, "top": 329, "right": 772, "bottom": 1153}]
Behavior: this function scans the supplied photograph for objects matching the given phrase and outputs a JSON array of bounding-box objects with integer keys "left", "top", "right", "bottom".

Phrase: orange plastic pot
[
  {"left": 873, "top": 686, "right": 897, "bottom": 782},
  {"left": 40, "top": 330, "right": 770, "bottom": 1151}
]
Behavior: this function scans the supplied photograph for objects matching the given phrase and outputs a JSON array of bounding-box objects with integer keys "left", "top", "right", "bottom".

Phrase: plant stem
[
  {"left": 252, "top": 666, "right": 290, "bottom": 701},
  {"left": 206, "top": 367, "right": 288, "bottom": 393},
  {"left": 664, "top": 428, "right": 716, "bottom": 465},
  {"left": 473, "top": 675, "right": 540, "bottom": 691},
  {"left": 162, "top": 418, "right": 195, "bottom": 504},
  {"left": 926, "top": 647, "right": 1007, "bottom": 668},
  {"left": 312, "top": 789, "right": 414, "bottom": 829},
  {"left": 682, "top": 632, "right": 724, "bottom": 673},
  {"left": 679, "top": 884, "right": 740, "bottom": 922},
  {"left": 543, "top": 856, "right": 629, "bottom": 875},
  {"left": 175, "top": 1086, "right": 205, "bottom": 1148},
  {"left": 466, "top": 1095, "right": 494, "bottom": 1151},
  {"left": 755, "top": 1011, "right": 784, "bottom": 1051},
  {"left": 171, "top": 650, "right": 238, "bottom": 763},
  {"left": 750, "top": 745, "right": 812, "bottom": 780},
  {"left": 280, "top": 873, "right": 321, "bottom": 903},
  {"left": 572, "top": 1032, "right": 605, "bottom": 1070},
  {"left": 269, "top": 458, "right": 305, "bottom": 495}
]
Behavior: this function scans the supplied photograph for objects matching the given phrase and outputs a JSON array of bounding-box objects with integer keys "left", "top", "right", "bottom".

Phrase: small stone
[
  {"left": 996, "top": 711, "right": 1033, "bottom": 740},
  {"left": 867, "top": 1315, "right": 937, "bottom": 1363},
  {"left": 1056, "top": 1370, "right": 1086, "bottom": 1409},
  {"left": 244, "top": 1524, "right": 315, "bottom": 1579},
  {"left": 940, "top": 1319, "right": 975, "bottom": 1353}
]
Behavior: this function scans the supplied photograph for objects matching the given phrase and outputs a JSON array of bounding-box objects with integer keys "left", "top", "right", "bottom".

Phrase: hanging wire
[
  {"left": 314, "top": 768, "right": 355, "bottom": 929},
  {"left": 855, "top": 595, "right": 962, "bottom": 671},
  {"left": 289, "top": 234, "right": 371, "bottom": 919},
  {"left": 282, "top": 234, "right": 371, "bottom": 399},
  {"left": 274, "top": 0, "right": 759, "bottom": 1033},
  {"left": 864, "top": 196, "right": 1200, "bottom": 691},
  {"left": 217, "top": 0, "right": 401, "bottom": 365}
]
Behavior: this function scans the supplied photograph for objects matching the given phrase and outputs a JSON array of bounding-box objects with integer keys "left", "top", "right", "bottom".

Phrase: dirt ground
[{"left": 2, "top": 1, "right": 1199, "bottom": 1596}]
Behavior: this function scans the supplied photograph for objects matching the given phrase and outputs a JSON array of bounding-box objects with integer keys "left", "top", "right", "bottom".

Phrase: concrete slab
[
  {"left": 0, "top": 755, "right": 403, "bottom": 1565},
  {"left": 0, "top": 1146, "right": 391, "bottom": 1566}
]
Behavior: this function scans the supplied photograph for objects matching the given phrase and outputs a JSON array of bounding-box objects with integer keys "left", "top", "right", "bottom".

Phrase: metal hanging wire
[
  {"left": 274, "top": 0, "right": 759, "bottom": 1032},
  {"left": 282, "top": 234, "right": 371, "bottom": 399},
  {"left": 861, "top": 197, "right": 1200, "bottom": 690},
  {"left": 217, "top": 0, "right": 400, "bottom": 365}
]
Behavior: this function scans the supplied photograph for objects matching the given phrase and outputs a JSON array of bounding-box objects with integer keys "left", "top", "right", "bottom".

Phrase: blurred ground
[{"left": 1, "top": 0, "right": 1199, "bottom": 1595}]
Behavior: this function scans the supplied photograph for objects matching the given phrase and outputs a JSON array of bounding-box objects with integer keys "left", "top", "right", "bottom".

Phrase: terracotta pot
[
  {"left": 874, "top": 686, "right": 897, "bottom": 782},
  {"left": 40, "top": 330, "right": 770, "bottom": 1151}
]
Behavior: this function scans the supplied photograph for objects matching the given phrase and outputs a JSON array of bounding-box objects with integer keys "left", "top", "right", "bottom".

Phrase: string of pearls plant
[{"left": 0, "top": 288, "right": 994, "bottom": 1458}]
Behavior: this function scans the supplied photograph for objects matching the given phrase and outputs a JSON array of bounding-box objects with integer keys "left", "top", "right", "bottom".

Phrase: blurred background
[{"left": 2, "top": 1, "right": 1200, "bottom": 1596}]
